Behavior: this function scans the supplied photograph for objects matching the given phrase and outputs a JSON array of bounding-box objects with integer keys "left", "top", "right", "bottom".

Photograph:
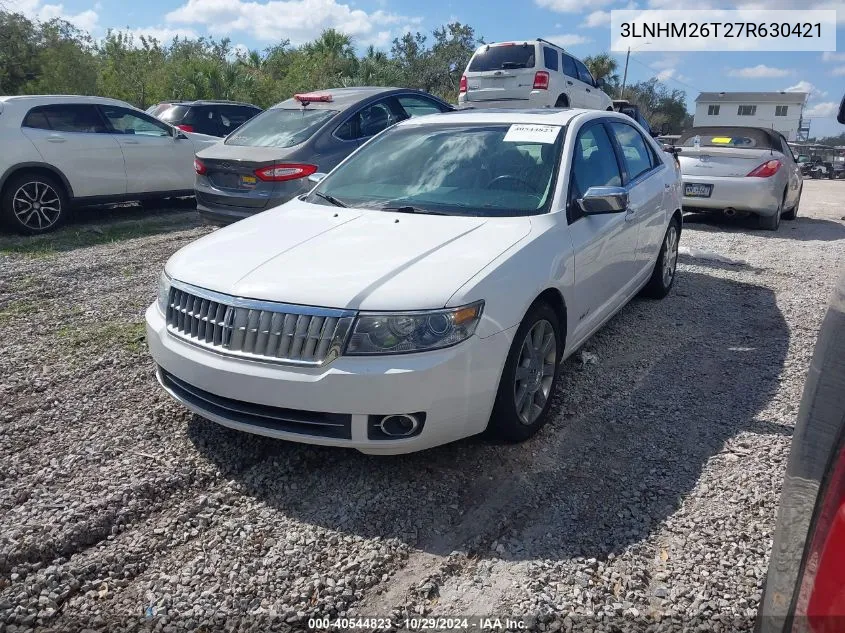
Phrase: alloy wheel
[
  {"left": 662, "top": 224, "right": 679, "bottom": 287},
  {"left": 513, "top": 319, "right": 557, "bottom": 425},
  {"left": 13, "top": 181, "right": 62, "bottom": 231}
]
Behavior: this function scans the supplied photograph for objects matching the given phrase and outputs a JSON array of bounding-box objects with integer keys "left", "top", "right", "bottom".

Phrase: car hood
[{"left": 166, "top": 198, "right": 532, "bottom": 311}]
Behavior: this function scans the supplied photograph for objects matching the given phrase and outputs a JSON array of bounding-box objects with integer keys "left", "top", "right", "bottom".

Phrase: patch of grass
[
  {"left": 0, "top": 213, "right": 200, "bottom": 258},
  {"left": 0, "top": 299, "right": 39, "bottom": 319},
  {"left": 57, "top": 319, "right": 147, "bottom": 353}
]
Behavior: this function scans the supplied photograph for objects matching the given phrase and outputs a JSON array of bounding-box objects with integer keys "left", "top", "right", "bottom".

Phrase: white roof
[
  {"left": 401, "top": 108, "right": 606, "bottom": 127},
  {"left": 0, "top": 95, "right": 132, "bottom": 108}
]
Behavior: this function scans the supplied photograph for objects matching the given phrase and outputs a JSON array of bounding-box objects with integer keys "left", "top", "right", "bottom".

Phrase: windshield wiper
[
  {"left": 381, "top": 205, "right": 449, "bottom": 216},
  {"left": 313, "top": 191, "right": 347, "bottom": 208}
]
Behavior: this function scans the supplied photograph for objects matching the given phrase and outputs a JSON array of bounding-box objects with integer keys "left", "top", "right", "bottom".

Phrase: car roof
[
  {"left": 269, "top": 87, "right": 429, "bottom": 111},
  {"left": 160, "top": 100, "right": 261, "bottom": 108},
  {"left": 0, "top": 95, "right": 132, "bottom": 108},
  {"left": 396, "top": 108, "right": 602, "bottom": 127}
]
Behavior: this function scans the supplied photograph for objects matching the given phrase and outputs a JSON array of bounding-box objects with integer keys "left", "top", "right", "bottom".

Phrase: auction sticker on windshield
[{"left": 503, "top": 124, "right": 561, "bottom": 144}]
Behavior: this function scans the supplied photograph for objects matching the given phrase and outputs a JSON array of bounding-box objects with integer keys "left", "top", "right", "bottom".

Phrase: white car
[
  {"left": 458, "top": 39, "right": 614, "bottom": 111},
  {"left": 146, "top": 109, "right": 682, "bottom": 455},
  {"left": 0, "top": 95, "right": 218, "bottom": 234}
]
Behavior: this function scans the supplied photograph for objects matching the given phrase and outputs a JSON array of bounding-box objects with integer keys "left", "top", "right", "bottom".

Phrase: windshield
[
  {"left": 307, "top": 123, "right": 564, "bottom": 217},
  {"left": 224, "top": 108, "right": 337, "bottom": 147},
  {"left": 468, "top": 45, "right": 536, "bottom": 71},
  {"left": 158, "top": 105, "right": 189, "bottom": 122},
  {"left": 678, "top": 128, "right": 775, "bottom": 150}
]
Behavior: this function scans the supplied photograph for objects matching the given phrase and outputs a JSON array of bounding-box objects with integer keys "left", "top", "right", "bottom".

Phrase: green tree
[
  {"left": 583, "top": 53, "right": 619, "bottom": 96},
  {"left": 24, "top": 19, "right": 98, "bottom": 95},
  {"left": 0, "top": 12, "right": 38, "bottom": 94}
]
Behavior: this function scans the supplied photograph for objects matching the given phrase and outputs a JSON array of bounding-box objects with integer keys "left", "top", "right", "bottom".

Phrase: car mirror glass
[{"left": 838, "top": 94, "right": 845, "bottom": 124}]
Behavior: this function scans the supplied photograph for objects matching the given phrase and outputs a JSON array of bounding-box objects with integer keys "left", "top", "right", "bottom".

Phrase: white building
[{"left": 693, "top": 92, "right": 809, "bottom": 141}]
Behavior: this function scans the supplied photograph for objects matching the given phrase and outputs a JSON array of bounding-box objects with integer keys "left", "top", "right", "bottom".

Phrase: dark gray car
[{"left": 193, "top": 87, "right": 453, "bottom": 225}]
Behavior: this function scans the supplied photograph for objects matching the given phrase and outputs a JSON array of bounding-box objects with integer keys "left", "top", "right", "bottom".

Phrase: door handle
[
  {"left": 122, "top": 139, "right": 140, "bottom": 144},
  {"left": 586, "top": 88, "right": 591, "bottom": 92},
  {"left": 665, "top": 183, "right": 672, "bottom": 189},
  {"left": 47, "top": 135, "right": 65, "bottom": 143},
  {"left": 567, "top": 80, "right": 573, "bottom": 86}
]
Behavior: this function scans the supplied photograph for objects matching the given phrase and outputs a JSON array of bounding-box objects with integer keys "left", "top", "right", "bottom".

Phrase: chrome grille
[{"left": 165, "top": 281, "right": 355, "bottom": 366}]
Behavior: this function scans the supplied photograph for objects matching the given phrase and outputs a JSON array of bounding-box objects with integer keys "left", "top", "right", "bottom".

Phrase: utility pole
[{"left": 619, "top": 47, "right": 630, "bottom": 100}]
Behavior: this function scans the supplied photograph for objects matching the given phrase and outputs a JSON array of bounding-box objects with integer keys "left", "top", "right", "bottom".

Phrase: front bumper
[
  {"left": 146, "top": 304, "right": 513, "bottom": 454},
  {"left": 680, "top": 175, "right": 781, "bottom": 216}
]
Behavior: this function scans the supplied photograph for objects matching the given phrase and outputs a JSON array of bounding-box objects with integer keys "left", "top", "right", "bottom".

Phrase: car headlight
[
  {"left": 345, "top": 302, "right": 484, "bottom": 355},
  {"left": 157, "top": 272, "right": 171, "bottom": 315}
]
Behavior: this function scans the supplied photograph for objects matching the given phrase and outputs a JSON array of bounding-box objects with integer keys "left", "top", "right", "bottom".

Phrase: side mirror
[
  {"left": 595, "top": 77, "right": 606, "bottom": 89},
  {"left": 577, "top": 186, "right": 628, "bottom": 215},
  {"left": 660, "top": 122, "right": 670, "bottom": 136},
  {"left": 308, "top": 172, "right": 327, "bottom": 185},
  {"left": 838, "top": 94, "right": 845, "bottom": 124}
]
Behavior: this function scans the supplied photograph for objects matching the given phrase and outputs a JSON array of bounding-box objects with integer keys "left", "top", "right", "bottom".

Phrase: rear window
[
  {"left": 158, "top": 105, "right": 190, "bottom": 122},
  {"left": 678, "top": 128, "right": 776, "bottom": 149},
  {"left": 224, "top": 108, "right": 337, "bottom": 148},
  {"left": 468, "top": 45, "right": 536, "bottom": 71}
]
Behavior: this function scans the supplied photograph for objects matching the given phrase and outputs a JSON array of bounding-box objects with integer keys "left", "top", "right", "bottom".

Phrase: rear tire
[
  {"left": 0, "top": 171, "right": 69, "bottom": 235},
  {"left": 758, "top": 193, "right": 785, "bottom": 231},
  {"left": 783, "top": 187, "right": 801, "bottom": 221},
  {"left": 488, "top": 301, "right": 562, "bottom": 443},
  {"left": 641, "top": 217, "right": 680, "bottom": 299}
]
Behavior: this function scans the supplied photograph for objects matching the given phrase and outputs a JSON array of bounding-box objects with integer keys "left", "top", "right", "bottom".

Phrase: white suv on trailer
[
  {"left": 0, "top": 95, "right": 218, "bottom": 234},
  {"left": 458, "top": 39, "right": 614, "bottom": 111}
]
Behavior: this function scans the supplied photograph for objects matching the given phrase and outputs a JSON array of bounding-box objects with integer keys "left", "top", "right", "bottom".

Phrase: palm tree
[{"left": 583, "top": 53, "right": 619, "bottom": 94}]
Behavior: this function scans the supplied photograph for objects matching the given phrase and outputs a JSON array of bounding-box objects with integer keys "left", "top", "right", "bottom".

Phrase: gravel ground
[{"left": 1, "top": 182, "right": 844, "bottom": 633}]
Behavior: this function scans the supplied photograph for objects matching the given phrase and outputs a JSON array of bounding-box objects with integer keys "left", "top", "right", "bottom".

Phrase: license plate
[
  {"left": 240, "top": 175, "right": 257, "bottom": 188},
  {"left": 684, "top": 183, "right": 713, "bottom": 198}
]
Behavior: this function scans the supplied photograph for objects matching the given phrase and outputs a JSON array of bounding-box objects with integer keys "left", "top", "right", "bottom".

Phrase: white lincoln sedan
[{"left": 146, "top": 109, "right": 683, "bottom": 454}]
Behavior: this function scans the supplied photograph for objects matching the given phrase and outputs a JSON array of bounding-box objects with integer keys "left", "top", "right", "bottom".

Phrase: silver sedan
[{"left": 676, "top": 126, "right": 802, "bottom": 231}]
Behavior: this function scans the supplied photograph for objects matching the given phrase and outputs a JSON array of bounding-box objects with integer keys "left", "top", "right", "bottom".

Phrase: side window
[
  {"left": 609, "top": 121, "right": 654, "bottom": 181},
  {"left": 569, "top": 124, "right": 623, "bottom": 222},
  {"left": 99, "top": 106, "right": 171, "bottom": 137},
  {"left": 396, "top": 95, "right": 446, "bottom": 118},
  {"left": 574, "top": 58, "right": 595, "bottom": 86},
  {"left": 779, "top": 136, "right": 794, "bottom": 161},
  {"left": 22, "top": 108, "right": 51, "bottom": 130},
  {"left": 22, "top": 104, "right": 108, "bottom": 133},
  {"left": 561, "top": 54, "right": 578, "bottom": 78},
  {"left": 193, "top": 107, "right": 220, "bottom": 136},
  {"left": 358, "top": 101, "right": 397, "bottom": 138},
  {"left": 220, "top": 106, "right": 258, "bottom": 133},
  {"left": 543, "top": 47, "right": 559, "bottom": 71},
  {"left": 334, "top": 117, "right": 356, "bottom": 141}
]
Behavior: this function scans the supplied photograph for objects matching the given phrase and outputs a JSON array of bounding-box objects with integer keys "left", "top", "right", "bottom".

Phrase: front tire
[
  {"left": 641, "top": 218, "right": 680, "bottom": 299},
  {"left": 488, "top": 301, "right": 562, "bottom": 443},
  {"left": 1, "top": 172, "right": 69, "bottom": 235}
]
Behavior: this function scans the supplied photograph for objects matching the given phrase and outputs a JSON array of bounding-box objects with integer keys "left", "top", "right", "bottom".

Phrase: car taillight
[
  {"left": 747, "top": 159, "right": 782, "bottom": 177},
  {"left": 254, "top": 163, "right": 317, "bottom": 182},
  {"left": 794, "top": 440, "right": 845, "bottom": 632},
  {"left": 193, "top": 158, "right": 207, "bottom": 175},
  {"left": 176, "top": 124, "right": 195, "bottom": 133},
  {"left": 533, "top": 71, "right": 550, "bottom": 90},
  {"left": 459, "top": 75, "right": 467, "bottom": 94}
]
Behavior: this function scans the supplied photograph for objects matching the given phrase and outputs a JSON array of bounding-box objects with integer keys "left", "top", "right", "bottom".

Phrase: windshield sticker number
[{"left": 503, "top": 124, "right": 561, "bottom": 144}]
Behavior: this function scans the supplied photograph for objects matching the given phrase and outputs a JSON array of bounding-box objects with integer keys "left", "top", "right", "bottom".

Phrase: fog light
[{"left": 368, "top": 413, "right": 426, "bottom": 440}]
